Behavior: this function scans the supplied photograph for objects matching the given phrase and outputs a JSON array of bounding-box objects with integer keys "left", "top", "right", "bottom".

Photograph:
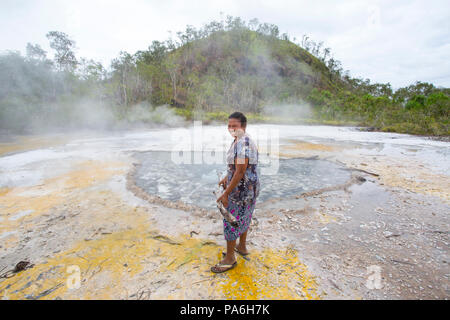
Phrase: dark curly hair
[{"left": 228, "top": 111, "right": 247, "bottom": 127}]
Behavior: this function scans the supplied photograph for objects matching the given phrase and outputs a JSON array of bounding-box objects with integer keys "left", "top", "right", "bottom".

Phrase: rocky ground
[{"left": 0, "top": 126, "right": 448, "bottom": 299}]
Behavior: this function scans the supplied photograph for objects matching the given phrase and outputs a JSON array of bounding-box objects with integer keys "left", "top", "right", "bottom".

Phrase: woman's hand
[
  {"left": 219, "top": 177, "right": 227, "bottom": 189},
  {"left": 217, "top": 191, "right": 229, "bottom": 209}
]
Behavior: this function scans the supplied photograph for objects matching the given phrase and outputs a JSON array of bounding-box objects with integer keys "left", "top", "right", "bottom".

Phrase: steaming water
[
  {"left": 133, "top": 151, "right": 351, "bottom": 209},
  {"left": 0, "top": 124, "right": 448, "bottom": 195}
]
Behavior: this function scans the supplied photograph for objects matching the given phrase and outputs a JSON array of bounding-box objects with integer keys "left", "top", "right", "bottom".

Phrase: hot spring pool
[{"left": 133, "top": 151, "right": 351, "bottom": 209}]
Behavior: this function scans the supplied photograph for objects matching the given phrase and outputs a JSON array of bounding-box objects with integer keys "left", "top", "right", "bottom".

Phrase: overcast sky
[{"left": 1, "top": 0, "right": 449, "bottom": 88}]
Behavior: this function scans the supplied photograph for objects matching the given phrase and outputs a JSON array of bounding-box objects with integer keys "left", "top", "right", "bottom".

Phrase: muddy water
[{"left": 0, "top": 125, "right": 449, "bottom": 300}]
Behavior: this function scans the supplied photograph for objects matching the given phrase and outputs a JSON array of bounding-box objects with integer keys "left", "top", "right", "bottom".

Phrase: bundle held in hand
[{"left": 213, "top": 171, "right": 239, "bottom": 228}]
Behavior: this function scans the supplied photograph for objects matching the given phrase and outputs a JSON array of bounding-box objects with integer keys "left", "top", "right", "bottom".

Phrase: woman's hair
[{"left": 228, "top": 111, "right": 247, "bottom": 127}]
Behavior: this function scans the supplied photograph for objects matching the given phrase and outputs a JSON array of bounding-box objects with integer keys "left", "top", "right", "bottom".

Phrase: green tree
[{"left": 46, "top": 31, "right": 78, "bottom": 72}]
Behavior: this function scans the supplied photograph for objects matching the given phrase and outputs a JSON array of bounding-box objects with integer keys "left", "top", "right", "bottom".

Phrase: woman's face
[{"left": 228, "top": 118, "right": 245, "bottom": 139}]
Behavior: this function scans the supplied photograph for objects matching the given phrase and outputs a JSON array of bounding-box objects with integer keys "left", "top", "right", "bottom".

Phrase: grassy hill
[
  {"left": 125, "top": 23, "right": 341, "bottom": 119},
  {"left": 161, "top": 29, "right": 333, "bottom": 109}
]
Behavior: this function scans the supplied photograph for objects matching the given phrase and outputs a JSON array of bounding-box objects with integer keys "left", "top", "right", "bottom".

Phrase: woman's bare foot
[
  {"left": 220, "top": 256, "right": 236, "bottom": 265},
  {"left": 235, "top": 243, "right": 249, "bottom": 255},
  {"left": 211, "top": 257, "right": 237, "bottom": 273}
]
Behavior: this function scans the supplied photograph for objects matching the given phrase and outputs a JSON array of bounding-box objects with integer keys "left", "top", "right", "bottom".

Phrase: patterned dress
[{"left": 223, "top": 132, "right": 260, "bottom": 241}]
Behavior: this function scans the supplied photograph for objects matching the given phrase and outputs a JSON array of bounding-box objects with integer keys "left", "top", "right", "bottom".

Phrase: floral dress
[{"left": 223, "top": 132, "right": 260, "bottom": 241}]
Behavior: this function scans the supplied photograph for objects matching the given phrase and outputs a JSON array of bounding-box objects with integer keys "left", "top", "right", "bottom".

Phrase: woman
[{"left": 211, "top": 111, "right": 260, "bottom": 273}]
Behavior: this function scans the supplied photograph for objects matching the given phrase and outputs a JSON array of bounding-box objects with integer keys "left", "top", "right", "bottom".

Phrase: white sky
[{"left": 1, "top": 0, "right": 449, "bottom": 88}]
